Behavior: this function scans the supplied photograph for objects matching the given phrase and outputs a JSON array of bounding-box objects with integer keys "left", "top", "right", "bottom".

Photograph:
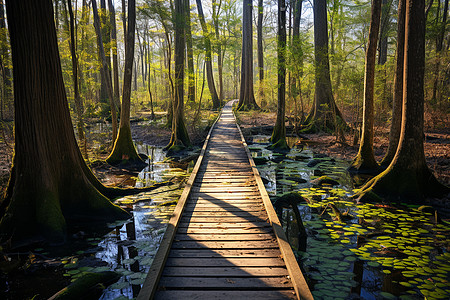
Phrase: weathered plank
[
  {"left": 154, "top": 290, "right": 296, "bottom": 300},
  {"left": 174, "top": 233, "right": 274, "bottom": 241},
  {"left": 158, "top": 276, "right": 293, "bottom": 289},
  {"left": 171, "top": 240, "right": 278, "bottom": 250},
  {"left": 168, "top": 249, "right": 282, "bottom": 258},
  {"left": 162, "top": 266, "right": 289, "bottom": 277},
  {"left": 165, "top": 257, "right": 287, "bottom": 267}
]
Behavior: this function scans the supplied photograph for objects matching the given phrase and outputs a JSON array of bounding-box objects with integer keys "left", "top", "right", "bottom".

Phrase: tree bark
[
  {"left": 108, "top": 0, "right": 121, "bottom": 111},
  {"left": 107, "top": 0, "right": 145, "bottom": 167},
  {"left": 99, "top": 0, "right": 111, "bottom": 105},
  {"left": 357, "top": 0, "right": 449, "bottom": 202},
  {"left": 238, "top": 0, "right": 259, "bottom": 110},
  {"left": 92, "top": 0, "right": 118, "bottom": 143},
  {"left": 269, "top": 0, "right": 289, "bottom": 151},
  {"left": 185, "top": 0, "right": 195, "bottom": 103},
  {"left": 292, "top": 0, "right": 303, "bottom": 122},
  {"left": 195, "top": 0, "right": 220, "bottom": 110},
  {"left": 304, "top": 0, "right": 346, "bottom": 133},
  {"left": 349, "top": 0, "right": 382, "bottom": 173},
  {"left": 165, "top": 0, "right": 191, "bottom": 153},
  {"left": 381, "top": 0, "right": 406, "bottom": 167},
  {"left": 0, "top": 0, "right": 128, "bottom": 246},
  {"left": 257, "top": 0, "right": 265, "bottom": 107}
]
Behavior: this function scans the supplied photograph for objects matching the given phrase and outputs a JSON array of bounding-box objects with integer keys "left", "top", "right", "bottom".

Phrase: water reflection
[{"left": 96, "top": 143, "right": 191, "bottom": 300}]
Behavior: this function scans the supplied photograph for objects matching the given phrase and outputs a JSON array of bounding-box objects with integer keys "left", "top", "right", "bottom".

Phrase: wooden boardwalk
[{"left": 138, "top": 101, "right": 312, "bottom": 300}]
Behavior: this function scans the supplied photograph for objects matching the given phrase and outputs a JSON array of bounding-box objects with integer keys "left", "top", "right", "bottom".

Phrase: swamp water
[
  {"left": 32, "top": 144, "right": 193, "bottom": 300},
  {"left": 248, "top": 135, "right": 449, "bottom": 300}
]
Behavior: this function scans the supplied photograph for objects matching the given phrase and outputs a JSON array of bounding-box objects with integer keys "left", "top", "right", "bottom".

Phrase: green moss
[{"left": 106, "top": 125, "right": 144, "bottom": 166}]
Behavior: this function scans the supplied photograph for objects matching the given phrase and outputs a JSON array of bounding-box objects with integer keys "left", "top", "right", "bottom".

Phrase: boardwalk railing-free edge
[{"left": 137, "top": 100, "right": 313, "bottom": 300}]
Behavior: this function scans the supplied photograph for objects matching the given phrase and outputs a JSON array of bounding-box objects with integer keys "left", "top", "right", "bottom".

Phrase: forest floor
[{"left": 0, "top": 108, "right": 449, "bottom": 194}]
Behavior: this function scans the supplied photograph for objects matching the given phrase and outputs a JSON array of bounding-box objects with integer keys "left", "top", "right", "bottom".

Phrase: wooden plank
[
  {"left": 162, "top": 266, "right": 289, "bottom": 277},
  {"left": 182, "top": 211, "right": 266, "bottom": 217},
  {"left": 177, "top": 222, "right": 271, "bottom": 228},
  {"left": 180, "top": 216, "right": 268, "bottom": 223},
  {"left": 174, "top": 233, "right": 274, "bottom": 241},
  {"left": 184, "top": 206, "right": 264, "bottom": 212},
  {"left": 165, "top": 257, "right": 286, "bottom": 267},
  {"left": 176, "top": 227, "right": 273, "bottom": 235},
  {"left": 158, "top": 276, "right": 293, "bottom": 289},
  {"left": 168, "top": 249, "right": 281, "bottom": 258},
  {"left": 171, "top": 240, "right": 278, "bottom": 250},
  {"left": 234, "top": 111, "right": 313, "bottom": 300},
  {"left": 154, "top": 290, "right": 296, "bottom": 300}
]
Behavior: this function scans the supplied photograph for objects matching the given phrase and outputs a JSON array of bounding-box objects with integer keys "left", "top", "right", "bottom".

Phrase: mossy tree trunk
[
  {"left": 212, "top": 0, "right": 223, "bottom": 102},
  {"left": 350, "top": 0, "right": 382, "bottom": 173},
  {"left": 238, "top": 0, "right": 259, "bottom": 111},
  {"left": 106, "top": 0, "right": 144, "bottom": 167},
  {"left": 165, "top": 0, "right": 191, "bottom": 153},
  {"left": 292, "top": 0, "right": 303, "bottom": 123},
  {"left": 380, "top": 0, "right": 405, "bottom": 167},
  {"left": 92, "top": 0, "right": 118, "bottom": 143},
  {"left": 303, "top": 0, "right": 346, "bottom": 133},
  {"left": 356, "top": 0, "right": 449, "bottom": 203},
  {"left": 0, "top": 0, "right": 128, "bottom": 246},
  {"left": 269, "top": 0, "right": 289, "bottom": 151},
  {"left": 195, "top": 0, "right": 220, "bottom": 110}
]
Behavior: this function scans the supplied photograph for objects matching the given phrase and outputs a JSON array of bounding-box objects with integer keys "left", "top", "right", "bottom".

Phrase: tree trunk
[
  {"left": 431, "top": 0, "right": 448, "bottom": 104},
  {"left": 349, "top": 0, "right": 382, "bottom": 173},
  {"left": 304, "top": 0, "right": 346, "bottom": 133},
  {"left": 269, "top": 0, "right": 289, "bottom": 151},
  {"left": 238, "top": 0, "right": 259, "bottom": 110},
  {"left": 257, "top": 0, "right": 265, "bottom": 107},
  {"left": 195, "top": 0, "right": 220, "bottom": 110},
  {"left": 292, "top": 0, "right": 303, "bottom": 122},
  {"left": 108, "top": 0, "right": 121, "bottom": 111},
  {"left": 185, "top": 0, "right": 195, "bottom": 103},
  {"left": 107, "top": 0, "right": 145, "bottom": 167},
  {"left": 99, "top": 0, "right": 111, "bottom": 106},
  {"left": 165, "top": 0, "right": 191, "bottom": 153},
  {"left": 67, "top": 0, "right": 87, "bottom": 159},
  {"left": 377, "top": 0, "right": 390, "bottom": 65},
  {"left": 0, "top": 0, "right": 128, "bottom": 246},
  {"left": 212, "top": 0, "right": 223, "bottom": 102},
  {"left": 381, "top": 0, "right": 406, "bottom": 167},
  {"left": 92, "top": 0, "right": 118, "bottom": 143},
  {"left": 357, "top": 0, "right": 449, "bottom": 203}
]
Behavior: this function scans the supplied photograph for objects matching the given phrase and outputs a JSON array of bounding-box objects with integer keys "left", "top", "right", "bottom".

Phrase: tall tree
[
  {"left": 195, "top": 0, "right": 220, "bottom": 109},
  {"left": 0, "top": 0, "right": 128, "bottom": 245},
  {"left": 165, "top": 0, "right": 191, "bottom": 152},
  {"left": 356, "top": 0, "right": 448, "bottom": 202},
  {"left": 99, "top": 0, "right": 112, "bottom": 105},
  {"left": 380, "top": 0, "right": 405, "bottom": 167},
  {"left": 349, "top": 0, "right": 383, "bottom": 173},
  {"left": 107, "top": 0, "right": 145, "bottom": 167},
  {"left": 108, "top": 0, "right": 121, "bottom": 111},
  {"left": 212, "top": 0, "right": 223, "bottom": 102},
  {"left": 291, "top": 0, "right": 304, "bottom": 122},
  {"left": 92, "top": 0, "right": 118, "bottom": 142},
  {"left": 238, "top": 0, "right": 259, "bottom": 110},
  {"left": 67, "top": 0, "right": 87, "bottom": 158},
  {"left": 303, "top": 0, "right": 346, "bottom": 132},
  {"left": 257, "top": 0, "right": 264, "bottom": 107},
  {"left": 269, "top": 0, "right": 289, "bottom": 150},
  {"left": 431, "top": 0, "right": 448, "bottom": 104},
  {"left": 185, "top": 0, "right": 195, "bottom": 103},
  {"left": 377, "top": 0, "right": 391, "bottom": 65}
]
